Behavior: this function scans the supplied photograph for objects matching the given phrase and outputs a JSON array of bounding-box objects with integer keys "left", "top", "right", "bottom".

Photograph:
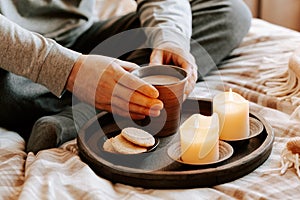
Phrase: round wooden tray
[{"left": 77, "top": 99, "right": 274, "bottom": 189}]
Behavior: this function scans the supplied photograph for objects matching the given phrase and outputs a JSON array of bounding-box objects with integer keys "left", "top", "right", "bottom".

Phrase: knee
[
  {"left": 191, "top": 0, "right": 252, "bottom": 46},
  {"left": 222, "top": 0, "right": 252, "bottom": 47},
  {"left": 190, "top": 0, "right": 252, "bottom": 74}
]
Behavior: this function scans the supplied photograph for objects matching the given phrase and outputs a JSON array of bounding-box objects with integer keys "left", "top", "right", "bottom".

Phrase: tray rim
[{"left": 77, "top": 98, "right": 274, "bottom": 188}]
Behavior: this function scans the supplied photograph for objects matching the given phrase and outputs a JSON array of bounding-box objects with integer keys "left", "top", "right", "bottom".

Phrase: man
[{"left": 0, "top": 0, "right": 251, "bottom": 153}]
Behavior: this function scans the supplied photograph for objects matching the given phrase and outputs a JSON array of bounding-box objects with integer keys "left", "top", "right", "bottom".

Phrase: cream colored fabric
[
  {"left": 94, "top": 0, "right": 136, "bottom": 20},
  {"left": 1, "top": 18, "right": 300, "bottom": 199},
  {"left": 259, "top": 49, "right": 300, "bottom": 102}
]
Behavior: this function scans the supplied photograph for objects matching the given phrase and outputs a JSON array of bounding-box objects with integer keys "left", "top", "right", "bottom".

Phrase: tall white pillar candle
[{"left": 213, "top": 89, "right": 249, "bottom": 140}]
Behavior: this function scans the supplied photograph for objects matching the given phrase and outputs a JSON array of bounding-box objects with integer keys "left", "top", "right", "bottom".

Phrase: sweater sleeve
[
  {"left": 136, "top": 0, "right": 192, "bottom": 51},
  {"left": 0, "top": 14, "right": 81, "bottom": 97}
]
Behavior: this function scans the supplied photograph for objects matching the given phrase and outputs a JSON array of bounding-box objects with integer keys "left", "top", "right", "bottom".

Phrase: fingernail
[
  {"left": 152, "top": 102, "right": 164, "bottom": 110},
  {"left": 149, "top": 109, "right": 161, "bottom": 117}
]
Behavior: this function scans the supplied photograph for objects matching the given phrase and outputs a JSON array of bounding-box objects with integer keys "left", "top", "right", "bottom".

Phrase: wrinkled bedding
[{"left": 1, "top": 14, "right": 300, "bottom": 200}]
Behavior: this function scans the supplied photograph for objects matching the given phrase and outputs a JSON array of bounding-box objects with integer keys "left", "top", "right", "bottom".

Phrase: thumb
[{"left": 149, "top": 49, "right": 163, "bottom": 65}]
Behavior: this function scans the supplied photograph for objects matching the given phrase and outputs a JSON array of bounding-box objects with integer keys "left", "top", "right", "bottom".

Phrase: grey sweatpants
[{"left": 0, "top": 0, "right": 251, "bottom": 139}]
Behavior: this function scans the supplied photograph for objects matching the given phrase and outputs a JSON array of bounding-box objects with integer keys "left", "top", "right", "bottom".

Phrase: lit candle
[
  {"left": 180, "top": 113, "right": 219, "bottom": 164},
  {"left": 213, "top": 89, "right": 250, "bottom": 140}
]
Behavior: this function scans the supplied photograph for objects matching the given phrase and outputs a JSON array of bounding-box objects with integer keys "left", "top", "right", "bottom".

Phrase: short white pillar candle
[{"left": 180, "top": 113, "right": 219, "bottom": 164}]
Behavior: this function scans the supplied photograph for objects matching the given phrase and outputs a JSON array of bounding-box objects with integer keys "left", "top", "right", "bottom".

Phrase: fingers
[
  {"left": 95, "top": 95, "right": 162, "bottom": 120},
  {"left": 117, "top": 59, "right": 140, "bottom": 72},
  {"left": 112, "top": 79, "right": 163, "bottom": 110},
  {"left": 182, "top": 60, "right": 197, "bottom": 96},
  {"left": 93, "top": 60, "right": 163, "bottom": 118},
  {"left": 112, "top": 62, "right": 160, "bottom": 99},
  {"left": 149, "top": 45, "right": 198, "bottom": 97}
]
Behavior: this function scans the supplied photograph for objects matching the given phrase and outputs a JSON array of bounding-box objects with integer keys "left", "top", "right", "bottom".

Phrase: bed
[{"left": 1, "top": 2, "right": 300, "bottom": 199}]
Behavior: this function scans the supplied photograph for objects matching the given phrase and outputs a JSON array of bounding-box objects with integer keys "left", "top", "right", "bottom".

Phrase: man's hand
[
  {"left": 149, "top": 42, "right": 197, "bottom": 99},
  {"left": 67, "top": 55, "right": 163, "bottom": 119}
]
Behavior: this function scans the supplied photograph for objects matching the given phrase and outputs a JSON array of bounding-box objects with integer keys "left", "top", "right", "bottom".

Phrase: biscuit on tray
[
  {"left": 121, "top": 127, "right": 155, "bottom": 147},
  {"left": 110, "top": 134, "right": 148, "bottom": 154},
  {"left": 102, "top": 127, "right": 155, "bottom": 154},
  {"left": 103, "top": 138, "right": 117, "bottom": 153}
]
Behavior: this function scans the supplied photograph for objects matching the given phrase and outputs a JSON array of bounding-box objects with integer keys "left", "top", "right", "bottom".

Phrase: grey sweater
[{"left": 0, "top": 0, "right": 191, "bottom": 97}]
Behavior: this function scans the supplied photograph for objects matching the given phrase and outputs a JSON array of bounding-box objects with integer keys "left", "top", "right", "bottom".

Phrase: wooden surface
[
  {"left": 243, "top": 0, "right": 300, "bottom": 31},
  {"left": 77, "top": 99, "right": 274, "bottom": 189}
]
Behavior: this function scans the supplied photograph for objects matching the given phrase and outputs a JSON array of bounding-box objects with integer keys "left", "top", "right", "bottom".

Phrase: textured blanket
[{"left": 1, "top": 14, "right": 300, "bottom": 200}]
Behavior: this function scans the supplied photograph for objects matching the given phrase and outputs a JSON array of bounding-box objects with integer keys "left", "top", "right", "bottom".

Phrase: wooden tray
[{"left": 77, "top": 99, "right": 274, "bottom": 189}]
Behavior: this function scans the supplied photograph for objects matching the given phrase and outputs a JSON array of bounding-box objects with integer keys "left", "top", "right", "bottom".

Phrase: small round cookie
[
  {"left": 121, "top": 127, "right": 155, "bottom": 147},
  {"left": 111, "top": 134, "right": 147, "bottom": 154},
  {"left": 103, "top": 138, "right": 117, "bottom": 153}
]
